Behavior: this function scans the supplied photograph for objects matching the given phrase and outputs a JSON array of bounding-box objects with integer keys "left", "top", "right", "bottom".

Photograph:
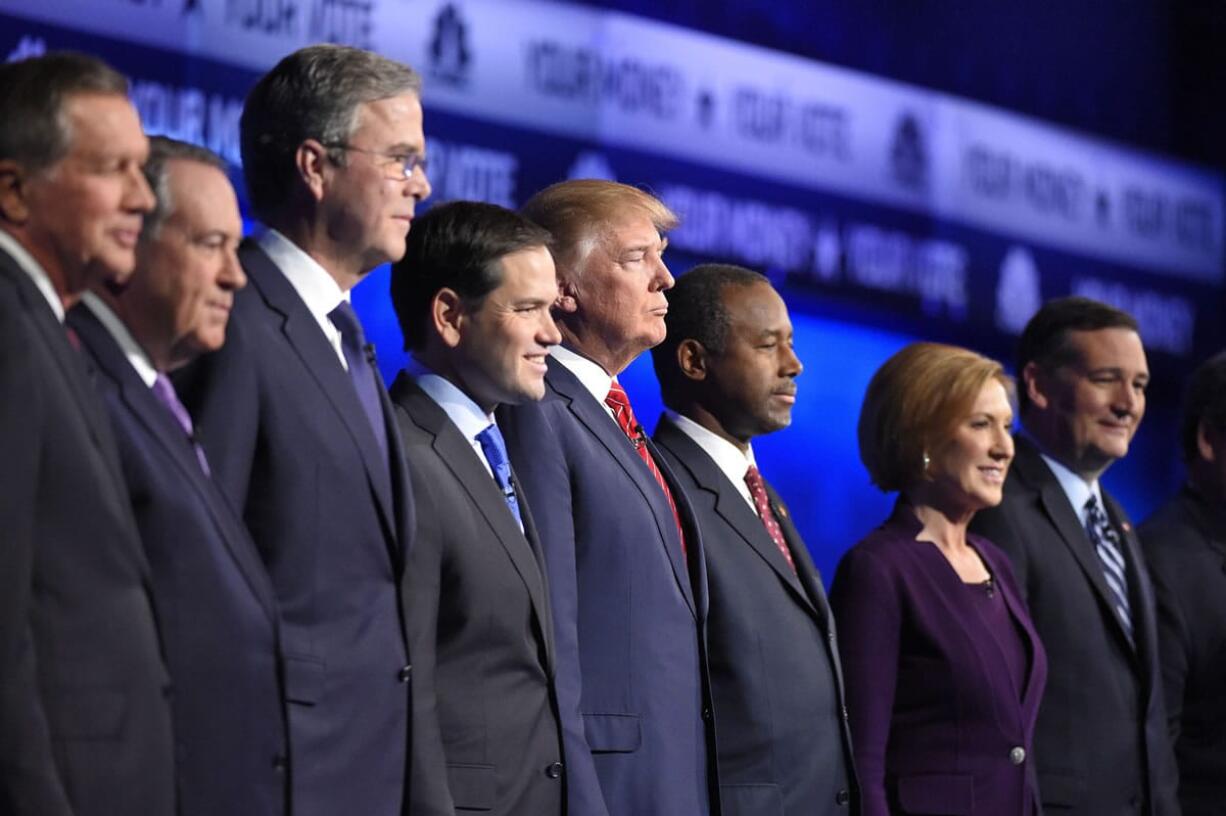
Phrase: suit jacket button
[
  {"left": 1009, "top": 746, "right": 1026, "bottom": 765},
  {"left": 272, "top": 754, "right": 288, "bottom": 773},
  {"left": 545, "top": 762, "right": 564, "bottom": 779},
  {"left": 398, "top": 665, "right": 412, "bottom": 683},
  {"left": 835, "top": 789, "right": 850, "bottom": 806}
]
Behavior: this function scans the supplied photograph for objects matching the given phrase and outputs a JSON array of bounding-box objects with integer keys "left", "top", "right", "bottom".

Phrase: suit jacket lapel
[
  {"left": 240, "top": 241, "right": 398, "bottom": 555},
  {"left": 515, "top": 472, "right": 556, "bottom": 673},
  {"left": 391, "top": 375, "right": 554, "bottom": 668},
  {"left": 69, "top": 306, "right": 278, "bottom": 624},
  {"left": 546, "top": 360, "right": 697, "bottom": 618},
  {"left": 1015, "top": 438, "right": 1137, "bottom": 657}
]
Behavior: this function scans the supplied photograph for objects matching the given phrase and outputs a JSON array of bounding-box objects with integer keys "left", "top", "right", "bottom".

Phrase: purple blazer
[{"left": 830, "top": 503, "right": 1047, "bottom": 816}]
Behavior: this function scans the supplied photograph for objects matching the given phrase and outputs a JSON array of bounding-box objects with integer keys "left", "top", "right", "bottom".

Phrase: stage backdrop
[{"left": 4, "top": 0, "right": 1222, "bottom": 581}]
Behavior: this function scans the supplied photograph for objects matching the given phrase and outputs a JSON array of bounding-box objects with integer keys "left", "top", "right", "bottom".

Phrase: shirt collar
[
  {"left": 257, "top": 228, "right": 346, "bottom": 324},
  {"left": 1039, "top": 450, "right": 1103, "bottom": 522},
  {"left": 666, "top": 409, "right": 757, "bottom": 486},
  {"left": 404, "top": 357, "right": 494, "bottom": 441},
  {"left": 550, "top": 343, "right": 614, "bottom": 403},
  {"left": 0, "top": 229, "right": 65, "bottom": 322},
  {"left": 81, "top": 292, "right": 159, "bottom": 387}
]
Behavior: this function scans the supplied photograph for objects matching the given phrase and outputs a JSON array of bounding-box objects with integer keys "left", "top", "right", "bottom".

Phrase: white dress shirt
[
  {"left": 0, "top": 229, "right": 65, "bottom": 322},
  {"left": 1040, "top": 450, "right": 1105, "bottom": 527},
  {"left": 666, "top": 410, "right": 759, "bottom": 512},
  {"left": 404, "top": 358, "right": 496, "bottom": 480},
  {"left": 550, "top": 344, "right": 617, "bottom": 422},
  {"left": 257, "top": 229, "right": 350, "bottom": 370},
  {"left": 81, "top": 292, "right": 158, "bottom": 387}
]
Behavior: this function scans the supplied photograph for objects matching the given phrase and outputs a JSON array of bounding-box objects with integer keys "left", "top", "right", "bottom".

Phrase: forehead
[
  {"left": 164, "top": 159, "right": 242, "bottom": 232},
  {"left": 723, "top": 281, "right": 790, "bottom": 333},
  {"left": 491, "top": 245, "right": 556, "bottom": 294},
  {"left": 1063, "top": 327, "right": 1147, "bottom": 372},
  {"left": 61, "top": 92, "right": 147, "bottom": 156},
  {"left": 971, "top": 378, "right": 1012, "bottom": 413},
  {"left": 350, "top": 93, "right": 423, "bottom": 145},
  {"left": 602, "top": 210, "right": 663, "bottom": 249}
]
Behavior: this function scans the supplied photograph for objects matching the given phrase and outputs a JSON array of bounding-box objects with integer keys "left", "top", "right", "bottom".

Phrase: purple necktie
[
  {"left": 151, "top": 373, "right": 210, "bottom": 476},
  {"left": 329, "top": 301, "right": 388, "bottom": 461}
]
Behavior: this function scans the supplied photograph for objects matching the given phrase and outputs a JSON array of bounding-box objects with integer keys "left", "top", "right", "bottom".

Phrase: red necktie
[
  {"left": 604, "top": 382, "right": 686, "bottom": 557},
  {"left": 744, "top": 465, "right": 796, "bottom": 574}
]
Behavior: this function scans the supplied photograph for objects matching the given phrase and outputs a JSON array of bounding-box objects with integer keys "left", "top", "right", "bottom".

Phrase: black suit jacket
[
  {"left": 175, "top": 240, "right": 413, "bottom": 816},
  {"left": 499, "top": 358, "right": 718, "bottom": 816},
  {"left": 1139, "top": 487, "right": 1226, "bottom": 816},
  {"left": 392, "top": 374, "right": 564, "bottom": 815},
  {"left": 0, "top": 247, "right": 174, "bottom": 815},
  {"left": 653, "top": 415, "right": 857, "bottom": 816},
  {"left": 970, "top": 436, "right": 1179, "bottom": 815},
  {"left": 69, "top": 303, "right": 288, "bottom": 816}
]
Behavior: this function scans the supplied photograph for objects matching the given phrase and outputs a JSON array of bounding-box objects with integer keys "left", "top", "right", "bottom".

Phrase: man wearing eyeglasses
[{"left": 174, "top": 44, "right": 433, "bottom": 816}]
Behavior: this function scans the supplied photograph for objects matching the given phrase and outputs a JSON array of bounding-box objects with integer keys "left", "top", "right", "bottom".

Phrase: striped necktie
[{"left": 1084, "top": 495, "right": 1133, "bottom": 639}]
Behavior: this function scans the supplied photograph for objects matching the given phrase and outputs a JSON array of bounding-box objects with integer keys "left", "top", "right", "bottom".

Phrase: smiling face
[
  {"left": 320, "top": 93, "right": 430, "bottom": 281},
  {"left": 562, "top": 211, "right": 673, "bottom": 374},
  {"left": 1026, "top": 327, "right": 1148, "bottom": 480},
  {"left": 702, "top": 281, "right": 802, "bottom": 446},
  {"left": 19, "top": 93, "right": 155, "bottom": 304},
  {"left": 125, "top": 158, "right": 245, "bottom": 370},
  {"left": 924, "top": 378, "right": 1015, "bottom": 514},
  {"left": 450, "top": 245, "right": 562, "bottom": 412}
]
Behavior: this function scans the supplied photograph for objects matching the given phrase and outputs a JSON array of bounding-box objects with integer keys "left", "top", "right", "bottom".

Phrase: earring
[{"left": 922, "top": 451, "right": 931, "bottom": 471}]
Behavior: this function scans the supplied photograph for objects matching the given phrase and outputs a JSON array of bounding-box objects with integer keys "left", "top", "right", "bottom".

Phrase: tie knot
[
  {"left": 476, "top": 423, "right": 510, "bottom": 471},
  {"left": 744, "top": 464, "right": 764, "bottom": 490},
  {"left": 328, "top": 301, "right": 366, "bottom": 347},
  {"left": 604, "top": 382, "right": 631, "bottom": 411}
]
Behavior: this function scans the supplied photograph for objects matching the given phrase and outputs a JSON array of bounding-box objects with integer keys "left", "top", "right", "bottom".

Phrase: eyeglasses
[{"left": 324, "top": 143, "right": 428, "bottom": 181}]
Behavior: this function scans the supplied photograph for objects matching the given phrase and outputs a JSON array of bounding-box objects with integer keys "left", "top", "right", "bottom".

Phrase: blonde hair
[
  {"left": 858, "top": 342, "right": 1014, "bottom": 492},
  {"left": 520, "top": 180, "right": 678, "bottom": 279}
]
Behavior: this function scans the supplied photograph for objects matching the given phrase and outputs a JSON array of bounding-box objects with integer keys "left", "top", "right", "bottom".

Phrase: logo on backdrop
[
  {"left": 995, "top": 246, "right": 1042, "bottom": 334},
  {"left": 429, "top": 2, "right": 470, "bottom": 87},
  {"left": 890, "top": 111, "right": 928, "bottom": 192}
]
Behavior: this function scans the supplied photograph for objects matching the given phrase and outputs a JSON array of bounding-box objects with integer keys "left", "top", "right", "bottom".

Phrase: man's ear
[
  {"left": 0, "top": 160, "right": 32, "bottom": 224},
  {"left": 431, "top": 287, "right": 466, "bottom": 349},
  {"left": 677, "top": 339, "right": 707, "bottom": 382},
  {"left": 1022, "top": 361, "right": 1050, "bottom": 411},
  {"left": 295, "top": 140, "right": 331, "bottom": 203},
  {"left": 1197, "top": 419, "right": 1219, "bottom": 464},
  {"left": 554, "top": 275, "right": 579, "bottom": 314}
]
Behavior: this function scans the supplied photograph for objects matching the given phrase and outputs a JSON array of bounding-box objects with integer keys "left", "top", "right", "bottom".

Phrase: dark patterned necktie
[
  {"left": 604, "top": 382, "right": 686, "bottom": 557},
  {"left": 1084, "top": 495, "right": 1133, "bottom": 638},
  {"left": 328, "top": 301, "right": 388, "bottom": 461},
  {"left": 744, "top": 465, "right": 796, "bottom": 574}
]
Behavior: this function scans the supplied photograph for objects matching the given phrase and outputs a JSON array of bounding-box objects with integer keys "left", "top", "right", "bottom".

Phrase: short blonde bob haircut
[
  {"left": 858, "top": 342, "right": 1014, "bottom": 493},
  {"left": 520, "top": 179, "right": 678, "bottom": 278}
]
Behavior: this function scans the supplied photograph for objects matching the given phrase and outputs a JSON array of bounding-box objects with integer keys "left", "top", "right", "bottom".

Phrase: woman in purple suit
[{"left": 830, "top": 343, "right": 1047, "bottom": 816}]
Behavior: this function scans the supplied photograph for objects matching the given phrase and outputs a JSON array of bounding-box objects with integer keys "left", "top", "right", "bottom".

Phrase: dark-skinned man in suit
[
  {"left": 650, "top": 263, "right": 858, "bottom": 816},
  {"left": 970, "top": 296, "right": 1179, "bottom": 816},
  {"left": 0, "top": 52, "right": 174, "bottom": 815},
  {"left": 174, "top": 45, "right": 432, "bottom": 815},
  {"left": 1140, "top": 350, "right": 1226, "bottom": 816},
  {"left": 67, "top": 136, "right": 287, "bottom": 816},
  {"left": 499, "top": 180, "right": 718, "bottom": 815},
  {"left": 389, "top": 200, "right": 566, "bottom": 815}
]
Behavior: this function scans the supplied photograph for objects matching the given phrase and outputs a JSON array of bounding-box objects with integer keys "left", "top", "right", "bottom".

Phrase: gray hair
[
  {"left": 0, "top": 52, "right": 129, "bottom": 174},
  {"left": 240, "top": 44, "right": 421, "bottom": 221},
  {"left": 140, "top": 135, "right": 229, "bottom": 239}
]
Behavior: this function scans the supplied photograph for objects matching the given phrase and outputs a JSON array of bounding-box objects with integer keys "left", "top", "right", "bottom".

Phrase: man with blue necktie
[
  {"left": 388, "top": 200, "right": 566, "bottom": 816},
  {"left": 970, "top": 296, "right": 1179, "bottom": 816}
]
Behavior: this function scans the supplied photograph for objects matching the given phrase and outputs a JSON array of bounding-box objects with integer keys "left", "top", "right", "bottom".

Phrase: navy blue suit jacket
[
  {"left": 175, "top": 240, "right": 413, "bottom": 816},
  {"left": 499, "top": 357, "right": 717, "bottom": 816},
  {"left": 832, "top": 505, "right": 1047, "bottom": 816},
  {"left": 970, "top": 436, "right": 1179, "bottom": 816},
  {"left": 654, "top": 415, "right": 857, "bottom": 816},
  {"left": 69, "top": 303, "right": 288, "bottom": 816},
  {"left": 0, "top": 248, "right": 174, "bottom": 815}
]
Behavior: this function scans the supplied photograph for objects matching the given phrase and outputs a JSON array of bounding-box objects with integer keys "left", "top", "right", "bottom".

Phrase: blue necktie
[
  {"left": 151, "top": 373, "right": 211, "bottom": 477},
  {"left": 1084, "top": 495, "right": 1133, "bottom": 639},
  {"left": 328, "top": 301, "right": 388, "bottom": 462},
  {"left": 476, "top": 423, "right": 522, "bottom": 527}
]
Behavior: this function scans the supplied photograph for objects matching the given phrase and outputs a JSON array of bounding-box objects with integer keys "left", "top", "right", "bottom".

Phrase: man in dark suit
[
  {"left": 1139, "top": 351, "right": 1226, "bottom": 816},
  {"left": 174, "top": 45, "right": 431, "bottom": 816},
  {"left": 388, "top": 201, "right": 566, "bottom": 815},
  {"left": 649, "top": 264, "right": 857, "bottom": 815},
  {"left": 970, "top": 296, "right": 1179, "bottom": 815},
  {"left": 0, "top": 53, "right": 175, "bottom": 815},
  {"left": 67, "top": 136, "right": 287, "bottom": 815},
  {"left": 500, "top": 180, "right": 717, "bottom": 816}
]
